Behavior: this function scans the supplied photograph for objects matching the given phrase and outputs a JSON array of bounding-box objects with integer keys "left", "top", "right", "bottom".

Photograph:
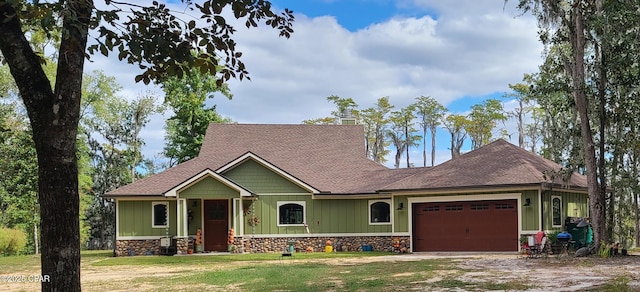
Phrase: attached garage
[{"left": 412, "top": 199, "right": 519, "bottom": 252}]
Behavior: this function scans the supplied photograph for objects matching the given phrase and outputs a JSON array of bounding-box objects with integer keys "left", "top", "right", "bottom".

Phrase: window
[
  {"left": 278, "top": 202, "right": 305, "bottom": 225},
  {"left": 552, "top": 196, "right": 562, "bottom": 227},
  {"left": 369, "top": 200, "right": 391, "bottom": 224},
  {"left": 495, "top": 203, "right": 515, "bottom": 210},
  {"left": 152, "top": 202, "right": 168, "bottom": 228},
  {"left": 470, "top": 204, "right": 489, "bottom": 210},
  {"left": 445, "top": 204, "right": 463, "bottom": 211},
  {"left": 423, "top": 206, "right": 440, "bottom": 212}
]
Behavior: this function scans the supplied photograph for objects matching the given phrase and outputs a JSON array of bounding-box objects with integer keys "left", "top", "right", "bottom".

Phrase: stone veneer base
[{"left": 115, "top": 236, "right": 410, "bottom": 256}]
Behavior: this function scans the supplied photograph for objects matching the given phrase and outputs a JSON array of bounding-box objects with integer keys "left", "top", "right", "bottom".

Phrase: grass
[
  {"left": 90, "top": 251, "right": 390, "bottom": 266},
  {"left": 1, "top": 250, "right": 628, "bottom": 291},
  {"left": 151, "top": 259, "right": 449, "bottom": 291}
]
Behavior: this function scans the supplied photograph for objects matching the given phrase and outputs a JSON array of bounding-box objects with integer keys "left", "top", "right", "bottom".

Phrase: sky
[{"left": 84, "top": 0, "right": 544, "bottom": 168}]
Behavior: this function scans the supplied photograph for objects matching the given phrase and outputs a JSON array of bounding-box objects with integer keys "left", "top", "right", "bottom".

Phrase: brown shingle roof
[
  {"left": 107, "top": 124, "right": 393, "bottom": 196},
  {"left": 379, "top": 139, "right": 588, "bottom": 192},
  {"left": 199, "top": 124, "right": 389, "bottom": 193},
  {"left": 106, "top": 125, "right": 587, "bottom": 197}
]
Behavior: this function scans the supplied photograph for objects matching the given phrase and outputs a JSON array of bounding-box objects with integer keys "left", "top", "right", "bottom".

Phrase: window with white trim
[
  {"left": 552, "top": 196, "right": 562, "bottom": 227},
  {"left": 278, "top": 201, "right": 305, "bottom": 226},
  {"left": 152, "top": 202, "right": 168, "bottom": 228},
  {"left": 369, "top": 200, "right": 391, "bottom": 224}
]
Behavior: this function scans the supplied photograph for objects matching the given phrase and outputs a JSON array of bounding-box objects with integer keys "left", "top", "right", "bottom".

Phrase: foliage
[
  {"left": 413, "top": 96, "right": 447, "bottom": 166},
  {"left": 443, "top": 114, "right": 469, "bottom": 158},
  {"left": 303, "top": 95, "right": 358, "bottom": 125},
  {"left": 87, "top": 1, "right": 294, "bottom": 85},
  {"left": 387, "top": 105, "right": 420, "bottom": 168},
  {"left": 0, "top": 1, "right": 293, "bottom": 288},
  {"left": 0, "top": 227, "right": 27, "bottom": 256},
  {"left": 466, "top": 99, "right": 507, "bottom": 149},
  {"left": 161, "top": 67, "right": 233, "bottom": 165},
  {"left": 0, "top": 103, "right": 39, "bottom": 254},
  {"left": 80, "top": 70, "right": 161, "bottom": 250},
  {"left": 361, "top": 97, "right": 393, "bottom": 163}
]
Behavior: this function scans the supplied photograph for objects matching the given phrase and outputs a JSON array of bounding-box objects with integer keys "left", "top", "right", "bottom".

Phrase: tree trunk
[
  {"left": 569, "top": 4, "right": 606, "bottom": 246},
  {"left": 422, "top": 128, "right": 427, "bottom": 167},
  {"left": 518, "top": 100, "right": 524, "bottom": 148},
  {"left": 0, "top": 1, "right": 92, "bottom": 291},
  {"left": 430, "top": 126, "right": 436, "bottom": 166},
  {"left": 595, "top": 13, "right": 610, "bottom": 242},
  {"left": 405, "top": 122, "right": 410, "bottom": 168},
  {"left": 634, "top": 152, "right": 640, "bottom": 247}
]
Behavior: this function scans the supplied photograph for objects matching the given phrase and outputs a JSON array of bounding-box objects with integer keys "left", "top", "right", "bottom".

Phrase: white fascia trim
[
  {"left": 115, "top": 199, "right": 120, "bottom": 240},
  {"left": 114, "top": 197, "right": 176, "bottom": 201},
  {"left": 165, "top": 169, "right": 252, "bottom": 197},
  {"left": 116, "top": 236, "right": 166, "bottom": 240},
  {"left": 312, "top": 194, "right": 392, "bottom": 200},
  {"left": 217, "top": 152, "right": 320, "bottom": 194},
  {"left": 260, "top": 193, "right": 312, "bottom": 196},
  {"left": 244, "top": 232, "right": 410, "bottom": 238}
]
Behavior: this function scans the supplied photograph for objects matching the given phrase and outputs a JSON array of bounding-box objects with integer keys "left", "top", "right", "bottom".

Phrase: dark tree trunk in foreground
[
  {"left": 568, "top": 4, "right": 606, "bottom": 246},
  {"left": 0, "top": 1, "right": 92, "bottom": 290}
]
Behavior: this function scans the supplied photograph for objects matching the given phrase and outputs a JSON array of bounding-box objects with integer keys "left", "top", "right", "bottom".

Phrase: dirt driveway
[
  {"left": 369, "top": 252, "right": 640, "bottom": 291},
  {"left": 3, "top": 252, "right": 640, "bottom": 291}
]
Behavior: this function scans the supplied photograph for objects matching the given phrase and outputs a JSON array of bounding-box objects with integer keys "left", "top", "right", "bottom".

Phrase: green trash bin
[{"left": 566, "top": 218, "right": 592, "bottom": 249}]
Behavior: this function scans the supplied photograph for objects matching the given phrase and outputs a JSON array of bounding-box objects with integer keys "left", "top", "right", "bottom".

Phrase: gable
[
  {"left": 222, "top": 159, "right": 309, "bottom": 193},
  {"left": 179, "top": 176, "right": 240, "bottom": 199}
]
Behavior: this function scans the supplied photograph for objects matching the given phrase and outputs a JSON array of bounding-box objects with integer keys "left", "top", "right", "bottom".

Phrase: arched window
[
  {"left": 278, "top": 202, "right": 305, "bottom": 225},
  {"left": 369, "top": 200, "right": 391, "bottom": 224},
  {"left": 152, "top": 202, "right": 168, "bottom": 228},
  {"left": 552, "top": 196, "right": 562, "bottom": 227}
]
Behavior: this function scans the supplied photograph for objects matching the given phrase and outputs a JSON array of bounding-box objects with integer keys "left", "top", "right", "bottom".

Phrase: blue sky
[
  {"left": 85, "top": 0, "right": 543, "bottom": 167},
  {"left": 269, "top": 0, "right": 433, "bottom": 31}
]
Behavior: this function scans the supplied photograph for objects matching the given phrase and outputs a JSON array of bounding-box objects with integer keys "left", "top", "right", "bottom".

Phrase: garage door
[{"left": 412, "top": 200, "right": 518, "bottom": 251}]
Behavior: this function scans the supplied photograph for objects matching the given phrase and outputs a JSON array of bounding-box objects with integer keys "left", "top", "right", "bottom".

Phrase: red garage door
[{"left": 412, "top": 200, "right": 518, "bottom": 251}]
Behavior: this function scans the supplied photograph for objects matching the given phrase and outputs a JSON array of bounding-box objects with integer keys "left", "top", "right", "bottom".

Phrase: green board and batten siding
[
  {"left": 118, "top": 200, "right": 177, "bottom": 237},
  {"left": 542, "top": 190, "right": 589, "bottom": 232},
  {"left": 244, "top": 195, "right": 392, "bottom": 235},
  {"left": 223, "top": 159, "right": 308, "bottom": 193},
  {"left": 179, "top": 176, "right": 240, "bottom": 199}
]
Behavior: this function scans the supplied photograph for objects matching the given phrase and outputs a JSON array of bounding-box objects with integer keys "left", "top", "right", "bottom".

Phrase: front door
[{"left": 204, "top": 200, "right": 229, "bottom": 252}]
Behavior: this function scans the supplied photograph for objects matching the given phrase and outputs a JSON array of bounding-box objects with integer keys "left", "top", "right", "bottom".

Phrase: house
[{"left": 105, "top": 124, "right": 589, "bottom": 256}]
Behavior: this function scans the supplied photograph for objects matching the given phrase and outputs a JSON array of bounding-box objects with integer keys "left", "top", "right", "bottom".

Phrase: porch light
[
  {"left": 397, "top": 202, "right": 404, "bottom": 210},
  {"left": 523, "top": 198, "right": 531, "bottom": 207}
]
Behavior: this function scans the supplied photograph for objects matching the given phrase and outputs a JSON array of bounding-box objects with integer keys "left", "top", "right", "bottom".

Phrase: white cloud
[{"left": 84, "top": 1, "right": 544, "bottom": 164}]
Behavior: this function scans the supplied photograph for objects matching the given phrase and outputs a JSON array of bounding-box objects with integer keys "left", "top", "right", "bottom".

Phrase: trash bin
[
  {"left": 287, "top": 241, "right": 295, "bottom": 253},
  {"left": 566, "top": 217, "right": 592, "bottom": 249}
]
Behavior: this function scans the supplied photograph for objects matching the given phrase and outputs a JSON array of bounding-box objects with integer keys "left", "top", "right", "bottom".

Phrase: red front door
[{"left": 204, "top": 200, "right": 229, "bottom": 252}]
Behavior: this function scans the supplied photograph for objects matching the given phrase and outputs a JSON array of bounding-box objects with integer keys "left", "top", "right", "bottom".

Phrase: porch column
[{"left": 177, "top": 199, "right": 187, "bottom": 237}]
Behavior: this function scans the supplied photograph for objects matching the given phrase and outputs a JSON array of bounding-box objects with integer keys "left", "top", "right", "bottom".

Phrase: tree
[
  {"left": 360, "top": 97, "right": 393, "bottom": 163},
  {"left": 387, "top": 105, "right": 420, "bottom": 168},
  {"left": 0, "top": 1, "right": 293, "bottom": 290},
  {"left": 466, "top": 99, "right": 507, "bottom": 149},
  {"left": 443, "top": 114, "right": 468, "bottom": 158},
  {"left": 162, "top": 67, "right": 233, "bottom": 165},
  {"left": 0, "top": 102, "right": 39, "bottom": 254},
  {"left": 413, "top": 96, "right": 447, "bottom": 166},
  {"left": 504, "top": 82, "right": 533, "bottom": 148},
  {"left": 516, "top": 0, "right": 605, "bottom": 246},
  {"left": 81, "top": 70, "right": 160, "bottom": 249},
  {"left": 302, "top": 95, "right": 358, "bottom": 125}
]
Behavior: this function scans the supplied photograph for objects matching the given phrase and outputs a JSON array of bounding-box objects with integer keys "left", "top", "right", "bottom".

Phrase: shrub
[{"left": 0, "top": 227, "right": 27, "bottom": 256}]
